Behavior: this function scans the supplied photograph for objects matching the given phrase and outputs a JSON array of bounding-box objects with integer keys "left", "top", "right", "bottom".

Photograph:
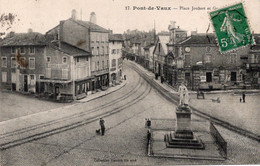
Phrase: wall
[
  {"left": 90, "top": 31, "right": 109, "bottom": 75},
  {"left": 45, "top": 46, "right": 71, "bottom": 80},
  {"left": 61, "top": 20, "right": 91, "bottom": 52}
]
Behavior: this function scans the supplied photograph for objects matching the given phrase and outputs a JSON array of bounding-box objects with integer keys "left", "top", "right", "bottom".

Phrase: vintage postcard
[{"left": 0, "top": 0, "right": 259, "bottom": 165}]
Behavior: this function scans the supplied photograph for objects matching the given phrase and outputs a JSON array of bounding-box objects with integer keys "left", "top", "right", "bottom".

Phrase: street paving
[{"left": 0, "top": 62, "right": 260, "bottom": 165}]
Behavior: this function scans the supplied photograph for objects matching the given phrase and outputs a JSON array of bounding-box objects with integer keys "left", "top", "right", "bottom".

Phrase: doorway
[
  {"left": 206, "top": 72, "right": 212, "bottom": 82},
  {"left": 24, "top": 75, "right": 28, "bottom": 92}
]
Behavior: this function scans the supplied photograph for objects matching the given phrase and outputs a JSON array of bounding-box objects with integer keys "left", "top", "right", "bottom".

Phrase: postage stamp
[{"left": 209, "top": 3, "right": 254, "bottom": 53}]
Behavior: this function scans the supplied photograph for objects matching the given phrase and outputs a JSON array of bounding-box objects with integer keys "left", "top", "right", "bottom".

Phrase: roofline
[
  {"left": 45, "top": 24, "right": 60, "bottom": 34},
  {"left": 49, "top": 42, "right": 91, "bottom": 57},
  {"left": 69, "top": 18, "right": 109, "bottom": 33}
]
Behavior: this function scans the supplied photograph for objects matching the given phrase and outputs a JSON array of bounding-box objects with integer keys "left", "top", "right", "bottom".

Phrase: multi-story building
[
  {"left": 153, "top": 35, "right": 170, "bottom": 78},
  {"left": 46, "top": 10, "right": 109, "bottom": 93},
  {"left": 143, "top": 44, "right": 155, "bottom": 71},
  {"left": 0, "top": 31, "right": 46, "bottom": 93},
  {"left": 109, "top": 34, "right": 124, "bottom": 85},
  {"left": 164, "top": 21, "right": 256, "bottom": 90},
  {"left": 39, "top": 42, "right": 91, "bottom": 100}
]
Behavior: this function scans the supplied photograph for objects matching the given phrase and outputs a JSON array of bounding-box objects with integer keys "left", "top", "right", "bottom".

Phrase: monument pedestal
[{"left": 165, "top": 105, "right": 204, "bottom": 149}]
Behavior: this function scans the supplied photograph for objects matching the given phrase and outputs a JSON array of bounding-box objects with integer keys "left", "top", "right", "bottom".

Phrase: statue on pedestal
[{"left": 178, "top": 83, "right": 189, "bottom": 107}]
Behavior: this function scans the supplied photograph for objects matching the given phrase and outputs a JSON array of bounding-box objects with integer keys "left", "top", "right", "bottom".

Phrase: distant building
[
  {"left": 109, "top": 34, "right": 124, "bottom": 85},
  {"left": 143, "top": 44, "right": 155, "bottom": 71},
  {"left": 153, "top": 35, "right": 170, "bottom": 77},
  {"left": 0, "top": 31, "right": 46, "bottom": 93}
]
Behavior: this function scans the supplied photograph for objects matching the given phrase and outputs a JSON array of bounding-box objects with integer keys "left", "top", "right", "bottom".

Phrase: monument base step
[{"left": 165, "top": 132, "right": 205, "bottom": 149}]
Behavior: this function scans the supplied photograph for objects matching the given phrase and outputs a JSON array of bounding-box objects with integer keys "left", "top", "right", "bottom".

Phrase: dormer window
[
  {"left": 11, "top": 47, "right": 16, "bottom": 54},
  {"left": 29, "top": 46, "right": 35, "bottom": 54},
  {"left": 20, "top": 47, "right": 25, "bottom": 54}
]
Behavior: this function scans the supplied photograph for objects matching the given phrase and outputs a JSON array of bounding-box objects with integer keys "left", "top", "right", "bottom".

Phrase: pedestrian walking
[
  {"left": 99, "top": 118, "right": 105, "bottom": 136},
  {"left": 240, "top": 97, "right": 242, "bottom": 103},
  {"left": 242, "top": 93, "right": 246, "bottom": 103}
]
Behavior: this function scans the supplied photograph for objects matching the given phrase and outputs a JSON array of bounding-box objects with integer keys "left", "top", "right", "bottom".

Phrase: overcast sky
[{"left": 0, "top": 0, "right": 259, "bottom": 35}]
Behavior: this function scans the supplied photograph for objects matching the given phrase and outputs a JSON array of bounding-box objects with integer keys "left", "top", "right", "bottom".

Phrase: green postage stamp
[{"left": 209, "top": 3, "right": 254, "bottom": 53}]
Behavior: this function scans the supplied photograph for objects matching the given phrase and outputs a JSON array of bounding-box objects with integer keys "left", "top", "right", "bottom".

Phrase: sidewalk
[
  {"left": 128, "top": 60, "right": 260, "bottom": 137},
  {"left": 77, "top": 81, "right": 127, "bottom": 103}
]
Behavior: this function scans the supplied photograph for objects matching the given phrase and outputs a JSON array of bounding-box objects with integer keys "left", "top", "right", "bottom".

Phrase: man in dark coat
[
  {"left": 99, "top": 118, "right": 105, "bottom": 136},
  {"left": 242, "top": 93, "right": 246, "bottom": 103}
]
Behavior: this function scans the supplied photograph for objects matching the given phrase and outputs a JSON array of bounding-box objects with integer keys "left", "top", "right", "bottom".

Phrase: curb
[{"left": 76, "top": 81, "right": 127, "bottom": 103}]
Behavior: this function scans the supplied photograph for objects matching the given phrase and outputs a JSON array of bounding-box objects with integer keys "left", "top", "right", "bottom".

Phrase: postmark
[{"left": 209, "top": 3, "right": 254, "bottom": 53}]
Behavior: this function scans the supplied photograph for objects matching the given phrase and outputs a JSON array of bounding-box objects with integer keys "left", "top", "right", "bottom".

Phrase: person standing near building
[
  {"left": 242, "top": 93, "right": 246, "bottom": 103},
  {"left": 99, "top": 118, "right": 105, "bottom": 136}
]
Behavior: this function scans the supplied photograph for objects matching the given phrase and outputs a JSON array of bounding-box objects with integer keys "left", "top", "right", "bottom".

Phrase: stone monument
[{"left": 165, "top": 83, "right": 204, "bottom": 149}]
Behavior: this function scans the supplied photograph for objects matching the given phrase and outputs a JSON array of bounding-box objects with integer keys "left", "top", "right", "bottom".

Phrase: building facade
[
  {"left": 46, "top": 11, "right": 110, "bottom": 93},
  {"left": 0, "top": 32, "right": 46, "bottom": 93},
  {"left": 109, "top": 34, "right": 124, "bottom": 85}
]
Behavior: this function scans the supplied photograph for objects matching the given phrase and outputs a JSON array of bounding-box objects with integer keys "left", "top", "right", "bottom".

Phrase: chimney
[
  {"left": 28, "top": 28, "right": 33, "bottom": 33},
  {"left": 71, "top": 9, "right": 77, "bottom": 20},
  {"left": 9, "top": 31, "right": 15, "bottom": 38},
  {"left": 90, "top": 12, "right": 96, "bottom": 24}
]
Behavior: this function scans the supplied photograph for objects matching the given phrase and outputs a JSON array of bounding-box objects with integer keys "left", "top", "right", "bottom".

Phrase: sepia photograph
[{"left": 0, "top": 0, "right": 259, "bottom": 165}]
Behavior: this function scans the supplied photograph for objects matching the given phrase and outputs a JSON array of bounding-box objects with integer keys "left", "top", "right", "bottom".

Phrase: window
[
  {"left": 20, "top": 47, "right": 25, "bottom": 54},
  {"left": 39, "top": 75, "right": 44, "bottom": 79},
  {"left": 102, "top": 46, "right": 104, "bottom": 55},
  {"left": 11, "top": 47, "right": 16, "bottom": 54},
  {"left": 62, "top": 57, "right": 67, "bottom": 64},
  {"left": 29, "top": 57, "right": 35, "bottom": 69},
  {"left": 2, "top": 57, "right": 7, "bottom": 68},
  {"left": 107, "top": 60, "right": 109, "bottom": 68},
  {"left": 19, "top": 57, "right": 26, "bottom": 69},
  {"left": 97, "top": 47, "right": 100, "bottom": 55},
  {"left": 2, "top": 72, "right": 7, "bottom": 82},
  {"left": 47, "top": 56, "right": 51, "bottom": 63},
  {"left": 205, "top": 54, "right": 212, "bottom": 63},
  {"left": 112, "top": 59, "right": 116, "bottom": 67},
  {"left": 107, "top": 46, "right": 109, "bottom": 54},
  {"left": 184, "top": 54, "right": 191, "bottom": 66},
  {"left": 77, "top": 57, "right": 79, "bottom": 63},
  {"left": 102, "top": 61, "right": 104, "bottom": 69},
  {"left": 230, "top": 53, "right": 237, "bottom": 64},
  {"left": 97, "top": 61, "right": 99, "bottom": 70},
  {"left": 11, "top": 57, "right": 16, "bottom": 68},
  {"left": 91, "top": 47, "right": 95, "bottom": 55},
  {"left": 86, "top": 57, "right": 88, "bottom": 61},
  {"left": 29, "top": 47, "right": 35, "bottom": 54},
  {"left": 112, "top": 49, "right": 116, "bottom": 54}
]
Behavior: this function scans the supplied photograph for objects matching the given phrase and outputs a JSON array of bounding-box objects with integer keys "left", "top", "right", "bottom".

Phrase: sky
[{"left": 0, "top": 0, "right": 259, "bottom": 35}]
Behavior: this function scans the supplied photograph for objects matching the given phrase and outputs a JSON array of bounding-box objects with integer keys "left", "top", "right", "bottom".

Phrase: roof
[
  {"left": 70, "top": 19, "right": 109, "bottom": 33},
  {"left": 109, "top": 34, "right": 124, "bottom": 41},
  {"left": 50, "top": 42, "right": 91, "bottom": 57},
  {"left": 158, "top": 35, "right": 170, "bottom": 54},
  {"left": 144, "top": 44, "right": 154, "bottom": 50},
  {"left": 0, "top": 32, "right": 46, "bottom": 46},
  {"left": 177, "top": 33, "right": 217, "bottom": 45}
]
